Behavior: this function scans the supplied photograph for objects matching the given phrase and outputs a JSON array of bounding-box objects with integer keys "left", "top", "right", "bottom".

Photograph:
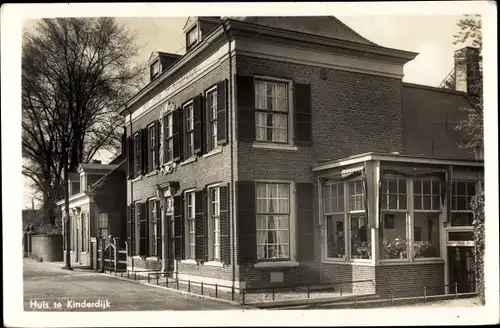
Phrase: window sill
[
  {"left": 323, "top": 260, "right": 374, "bottom": 266},
  {"left": 204, "top": 261, "right": 224, "bottom": 267},
  {"left": 202, "top": 147, "right": 222, "bottom": 159},
  {"left": 254, "top": 261, "right": 299, "bottom": 268},
  {"left": 145, "top": 170, "right": 158, "bottom": 178},
  {"left": 380, "top": 259, "right": 444, "bottom": 266},
  {"left": 180, "top": 259, "right": 198, "bottom": 265},
  {"left": 131, "top": 175, "right": 143, "bottom": 182},
  {"left": 180, "top": 157, "right": 197, "bottom": 166},
  {"left": 252, "top": 143, "right": 298, "bottom": 151}
]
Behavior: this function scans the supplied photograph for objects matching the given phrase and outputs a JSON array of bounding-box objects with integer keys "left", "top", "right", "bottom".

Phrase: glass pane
[
  {"left": 324, "top": 185, "right": 331, "bottom": 214},
  {"left": 389, "top": 179, "right": 398, "bottom": 193},
  {"left": 457, "top": 181, "right": 466, "bottom": 195},
  {"left": 414, "top": 196, "right": 422, "bottom": 210},
  {"left": 380, "top": 213, "right": 408, "bottom": 259},
  {"left": 413, "top": 213, "right": 440, "bottom": 258},
  {"left": 399, "top": 179, "right": 407, "bottom": 194},
  {"left": 466, "top": 182, "right": 476, "bottom": 196},
  {"left": 448, "top": 231, "right": 474, "bottom": 241},
  {"left": 257, "top": 216, "right": 266, "bottom": 230},
  {"left": 422, "top": 180, "right": 431, "bottom": 194},
  {"left": 278, "top": 183, "right": 289, "bottom": 198},
  {"left": 350, "top": 215, "right": 371, "bottom": 259},
  {"left": 414, "top": 180, "right": 422, "bottom": 194},
  {"left": 399, "top": 195, "right": 407, "bottom": 210},
  {"left": 327, "top": 214, "right": 345, "bottom": 259},
  {"left": 423, "top": 196, "right": 432, "bottom": 210},
  {"left": 432, "top": 180, "right": 440, "bottom": 195},
  {"left": 278, "top": 98, "right": 288, "bottom": 112},
  {"left": 337, "top": 197, "right": 344, "bottom": 213},
  {"left": 456, "top": 197, "right": 467, "bottom": 210},
  {"left": 389, "top": 195, "right": 398, "bottom": 209},
  {"left": 279, "top": 199, "right": 289, "bottom": 213},
  {"left": 382, "top": 178, "right": 388, "bottom": 193},
  {"left": 381, "top": 194, "right": 388, "bottom": 210}
]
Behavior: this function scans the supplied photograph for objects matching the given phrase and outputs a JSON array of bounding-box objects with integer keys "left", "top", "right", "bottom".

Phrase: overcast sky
[{"left": 22, "top": 15, "right": 469, "bottom": 208}]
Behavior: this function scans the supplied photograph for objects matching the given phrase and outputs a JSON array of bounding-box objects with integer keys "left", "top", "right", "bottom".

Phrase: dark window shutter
[
  {"left": 173, "top": 194, "right": 184, "bottom": 260},
  {"left": 135, "top": 203, "right": 141, "bottom": 255},
  {"left": 180, "top": 108, "right": 186, "bottom": 161},
  {"left": 154, "top": 120, "right": 160, "bottom": 169},
  {"left": 296, "top": 183, "right": 314, "bottom": 261},
  {"left": 236, "top": 181, "right": 256, "bottom": 264},
  {"left": 156, "top": 200, "right": 162, "bottom": 259},
  {"left": 137, "top": 130, "right": 143, "bottom": 175},
  {"left": 194, "top": 189, "right": 205, "bottom": 262},
  {"left": 148, "top": 201, "right": 154, "bottom": 256},
  {"left": 139, "top": 202, "right": 149, "bottom": 257},
  {"left": 127, "top": 137, "right": 134, "bottom": 179},
  {"left": 220, "top": 183, "right": 230, "bottom": 265},
  {"left": 236, "top": 75, "right": 256, "bottom": 141},
  {"left": 217, "top": 79, "right": 228, "bottom": 145},
  {"left": 127, "top": 205, "right": 132, "bottom": 256},
  {"left": 193, "top": 94, "right": 203, "bottom": 155},
  {"left": 294, "top": 83, "right": 312, "bottom": 146},
  {"left": 172, "top": 108, "right": 181, "bottom": 162}
]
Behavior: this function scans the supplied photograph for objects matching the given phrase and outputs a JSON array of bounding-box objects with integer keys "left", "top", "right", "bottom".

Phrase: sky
[{"left": 21, "top": 15, "right": 470, "bottom": 208}]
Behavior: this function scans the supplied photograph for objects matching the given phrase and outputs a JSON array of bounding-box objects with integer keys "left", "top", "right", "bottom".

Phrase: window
[
  {"left": 185, "top": 191, "right": 196, "bottom": 260},
  {"left": 414, "top": 179, "right": 441, "bottom": 211},
  {"left": 255, "top": 80, "right": 289, "bottom": 143},
  {"left": 413, "top": 178, "right": 441, "bottom": 258},
  {"left": 450, "top": 180, "right": 476, "bottom": 226},
  {"left": 184, "top": 103, "right": 194, "bottom": 159},
  {"left": 98, "top": 213, "right": 109, "bottom": 239},
  {"left": 209, "top": 186, "right": 220, "bottom": 261},
  {"left": 206, "top": 88, "right": 218, "bottom": 152},
  {"left": 413, "top": 213, "right": 440, "bottom": 258},
  {"left": 134, "top": 133, "right": 140, "bottom": 175},
  {"left": 187, "top": 27, "right": 198, "bottom": 47},
  {"left": 380, "top": 177, "right": 408, "bottom": 260},
  {"left": 80, "top": 175, "right": 86, "bottom": 192},
  {"left": 148, "top": 124, "right": 156, "bottom": 171},
  {"left": 381, "top": 177, "right": 407, "bottom": 210},
  {"left": 324, "top": 182, "right": 345, "bottom": 259},
  {"left": 347, "top": 180, "right": 370, "bottom": 259},
  {"left": 70, "top": 216, "right": 75, "bottom": 251},
  {"left": 163, "top": 113, "right": 173, "bottom": 163},
  {"left": 256, "top": 183, "right": 290, "bottom": 260},
  {"left": 82, "top": 212, "right": 89, "bottom": 252},
  {"left": 348, "top": 180, "right": 365, "bottom": 212},
  {"left": 149, "top": 199, "right": 159, "bottom": 257},
  {"left": 151, "top": 60, "right": 160, "bottom": 79}
]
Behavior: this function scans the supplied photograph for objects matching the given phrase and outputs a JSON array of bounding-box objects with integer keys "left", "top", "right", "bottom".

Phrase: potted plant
[
  {"left": 383, "top": 237, "right": 407, "bottom": 259},
  {"left": 414, "top": 241, "right": 433, "bottom": 257}
]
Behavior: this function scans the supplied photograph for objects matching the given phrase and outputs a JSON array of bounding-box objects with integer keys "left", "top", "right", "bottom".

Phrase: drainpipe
[
  {"left": 222, "top": 21, "right": 236, "bottom": 292},
  {"left": 127, "top": 107, "right": 135, "bottom": 273}
]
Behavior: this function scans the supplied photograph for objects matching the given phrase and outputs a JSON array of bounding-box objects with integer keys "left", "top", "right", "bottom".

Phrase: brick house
[
  {"left": 57, "top": 157, "right": 127, "bottom": 267},
  {"left": 119, "top": 16, "right": 483, "bottom": 296}
]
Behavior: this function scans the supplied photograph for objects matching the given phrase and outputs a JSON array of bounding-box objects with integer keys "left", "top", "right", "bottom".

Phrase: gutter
[{"left": 222, "top": 21, "right": 237, "bottom": 293}]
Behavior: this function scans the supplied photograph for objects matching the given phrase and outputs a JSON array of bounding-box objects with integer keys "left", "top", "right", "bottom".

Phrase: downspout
[
  {"left": 127, "top": 107, "right": 135, "bottom": 273},
  {"left": 222, "top": 21, "right": 236, "bottom": 291}
]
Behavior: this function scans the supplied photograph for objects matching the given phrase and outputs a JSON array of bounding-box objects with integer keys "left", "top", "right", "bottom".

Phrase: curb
[{"left": 101, "top": 272, "right": 257, "bottom": 310}]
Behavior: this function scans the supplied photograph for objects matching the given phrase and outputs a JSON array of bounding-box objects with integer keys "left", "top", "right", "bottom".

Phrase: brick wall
[
  {"left": 241, "top": 263, "right": 321, "bottom": 289},
  {"left": 321, "top": 263, "right": 376, "bottom": 294},
  {"left": 375, "top": 263, "right": 445, "bottom": 297}
]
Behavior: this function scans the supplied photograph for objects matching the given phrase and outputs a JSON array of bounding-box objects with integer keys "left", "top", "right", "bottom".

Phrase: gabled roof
[{"left": 231, "top": 16, "right": 378, "bottom": 46}]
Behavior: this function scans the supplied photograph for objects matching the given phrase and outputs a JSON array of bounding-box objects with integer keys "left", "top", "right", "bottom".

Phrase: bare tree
[{"left": 22, "top": 17, "right": 146, "bottom": 224}]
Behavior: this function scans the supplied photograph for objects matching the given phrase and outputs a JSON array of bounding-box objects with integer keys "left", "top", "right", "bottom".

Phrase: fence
[{"left": 96, "top": 238, "right": 127, "bottom": 273}]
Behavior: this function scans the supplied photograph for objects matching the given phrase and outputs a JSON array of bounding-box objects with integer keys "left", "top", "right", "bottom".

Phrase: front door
[{"left": 448, "top": 246, "right": 475, "bottom": 293}]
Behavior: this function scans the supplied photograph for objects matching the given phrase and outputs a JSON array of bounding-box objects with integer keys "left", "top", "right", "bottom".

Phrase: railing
[{"left": 97, "top": 237, "right": 127, "bottom": 273}]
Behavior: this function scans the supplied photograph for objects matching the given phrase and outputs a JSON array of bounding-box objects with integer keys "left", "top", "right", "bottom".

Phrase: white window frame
[
  {"left": 347, "top": 179, "right": 370, "bottom": 263},
  {"left": 97, "top": 212, "right": 109, "bottom": 240},
  {"left": 379, "top": 176, "right": 410, "bottom": 263},
  {"left": 253, "top": 76, "right": 293, "bottom": 146},
  {"left": 183, "top": 101, "right": 195, "bottom": 159},
  {"left": 163, "top": 113, "right": 174, "bottom": 163},
  {"left": 148, "top": 123, "right": 156, "bottom": 170},
  {"left": 207, "top": 184, "right": 221, "bottom": 263},
  {"left": 81, "top": 212, "right": 89, "bottom": 253},
  {"left": 255, "top": 180, "right": 295, "bottom": 263},
  {"left": 187, "top": 26, "right": 198, "bottom": 47},
  {"left": 149, "top": 198, "right": 159, "bottom": 258},
  {"left": 323, "top": 181, "right": 346, "bottom": 261},
  {"left": 450, "top": 179, "right": 477, "bottom": 227},
  {"left": 151, "top": 60, "right": 160, "bottom": 79},
  {"left": 184, "top": 190, "right": 196, "bottom": 260},
  {"left": 205, "top": 86, "right": 218, "bottom": 152},
  {"left": 133, "top": 132, "right": 140, "bottom": 176}
]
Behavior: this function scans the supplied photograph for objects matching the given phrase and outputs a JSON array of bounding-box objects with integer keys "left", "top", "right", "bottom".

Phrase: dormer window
[
  {"left": 187, "top": 26, "right": 198, "bottom": 49},
  {"left": 150, "top": 60, "right": 161, "bottom": 80}
]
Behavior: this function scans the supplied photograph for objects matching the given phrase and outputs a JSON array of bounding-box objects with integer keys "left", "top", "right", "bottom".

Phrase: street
[{"left": 23, "top": 259, "right": 241, "bottom": 311}]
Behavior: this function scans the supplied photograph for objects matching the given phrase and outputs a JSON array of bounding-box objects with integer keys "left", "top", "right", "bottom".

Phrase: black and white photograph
[{"left": 2, "top": 1, "right": 498, "bottom": 327}]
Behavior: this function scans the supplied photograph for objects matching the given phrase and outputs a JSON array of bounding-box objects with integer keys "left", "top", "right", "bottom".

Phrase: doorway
[{"left": 447, "top": 246, "right": 475, "bottom": 294}]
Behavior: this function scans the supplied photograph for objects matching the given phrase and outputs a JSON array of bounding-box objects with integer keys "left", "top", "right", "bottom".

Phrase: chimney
[{"left": 454, "top": 46, "right": 481, "bottom": 97}]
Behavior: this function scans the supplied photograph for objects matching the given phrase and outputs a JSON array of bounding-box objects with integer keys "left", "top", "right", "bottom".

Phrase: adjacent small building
[
  {"left": 57, "top": 159, "right": 127, "bottom": 267},
  {"left": 118, "top": 16, "right": 483, "bottom": 297}
]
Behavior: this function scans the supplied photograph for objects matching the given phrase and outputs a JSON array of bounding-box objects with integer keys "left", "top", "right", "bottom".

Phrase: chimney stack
[{"left": 454, "top": 46, "right": 481, "bottom": 98}]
